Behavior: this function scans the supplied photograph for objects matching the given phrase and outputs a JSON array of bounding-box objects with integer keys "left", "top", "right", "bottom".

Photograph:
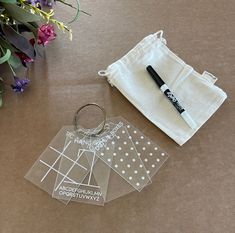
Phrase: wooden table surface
[{"left": 0, "top": 1, "right": 234, "bottom": 233}]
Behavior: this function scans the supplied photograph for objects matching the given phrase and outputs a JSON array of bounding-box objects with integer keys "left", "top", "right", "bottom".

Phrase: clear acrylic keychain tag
[{"left": 25, "top": 103, "right": 169, "bottom": 206}]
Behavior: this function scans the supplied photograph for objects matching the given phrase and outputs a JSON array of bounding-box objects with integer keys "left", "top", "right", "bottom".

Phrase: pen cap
[
  {"left": 146, "top": 65, "right": 164, "bottom": 87},
  {"left": 181, "top": 111, "right": 197, "bottom": 129}
]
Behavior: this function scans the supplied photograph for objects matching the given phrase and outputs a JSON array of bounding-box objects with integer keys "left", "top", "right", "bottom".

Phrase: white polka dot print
[{"left": 84, "top": 117, "right": 169, "bottom": 192}]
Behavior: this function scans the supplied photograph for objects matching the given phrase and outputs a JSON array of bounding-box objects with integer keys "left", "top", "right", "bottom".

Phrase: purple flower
[
  {"left": 27, "top": 0, "right": 41, "bottom": 8},
  {"left": 37, "top": 24, "right": 56, "bottom": 46},
  {"left": 11, "top": 77, "right": 30, "bottom": 93}
]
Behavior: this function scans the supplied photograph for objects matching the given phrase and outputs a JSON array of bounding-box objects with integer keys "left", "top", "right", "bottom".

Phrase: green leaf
[
  {"left": 8, "top": 54, "right": 22, "bottom": 69},
  {"left": 0, "top": 48, "right": 11, "bottom": 64},
  {"left": 2, "top": 25, "right": 35, "bottom": 59},
  {"left": 22, "top": 22, "right": 38, "bottom": 38},
  {"left": 0, "top": 0, "right": 16, "bottom": 3},
  {"left": 2, "top": 3, "right": 41, "bottom": 23},
  {"left": 0, "top": 37, "right": 19, "bottom": 52}
]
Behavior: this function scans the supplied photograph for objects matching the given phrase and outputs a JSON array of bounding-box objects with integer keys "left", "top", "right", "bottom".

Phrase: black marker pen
[{"left": 146, "top": 65, "right": 197, "bottom": 129}]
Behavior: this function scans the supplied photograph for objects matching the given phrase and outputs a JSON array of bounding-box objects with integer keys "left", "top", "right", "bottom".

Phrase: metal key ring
[{"left": 74, "top": 103, "right": 107, "bottom": 137}]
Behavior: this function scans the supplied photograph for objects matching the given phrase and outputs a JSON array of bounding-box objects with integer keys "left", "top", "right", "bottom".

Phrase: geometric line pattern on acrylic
[{"left": 39, "top": 141, "right": 100, "bottom": 190}]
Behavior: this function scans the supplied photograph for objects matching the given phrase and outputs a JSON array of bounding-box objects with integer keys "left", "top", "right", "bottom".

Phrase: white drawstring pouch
[{"left": 98, "top": 30, "right": 227, "bottom": 146}]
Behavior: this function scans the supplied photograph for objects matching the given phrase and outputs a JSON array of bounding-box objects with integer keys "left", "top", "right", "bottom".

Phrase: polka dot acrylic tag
[
  {"left": 115, "top": 117, "right": 169, "bottom": 179},
  {"left": 104, "top": 117, "right": 169, "bottom": 202},
  {"left": 78, "top": 120, "right": 152, "bottom": 191}
]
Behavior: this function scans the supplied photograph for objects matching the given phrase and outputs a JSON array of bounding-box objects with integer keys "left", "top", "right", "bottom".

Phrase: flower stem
[
  {"left": 0, "top": 44, "right": 16, "bottom": 77},
  {"left": 8, "top": 62, "right": 16, "bottom": 77}
]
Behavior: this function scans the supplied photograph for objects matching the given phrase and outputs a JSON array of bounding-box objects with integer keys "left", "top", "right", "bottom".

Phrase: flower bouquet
[{"left": 0, "top": 0, "right": 86, "bottom": 106}]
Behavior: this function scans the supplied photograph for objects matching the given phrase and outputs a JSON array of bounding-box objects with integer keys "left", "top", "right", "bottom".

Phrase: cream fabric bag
[{"left": 98, "top": 31, "right": 227, "bottom": 145}]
